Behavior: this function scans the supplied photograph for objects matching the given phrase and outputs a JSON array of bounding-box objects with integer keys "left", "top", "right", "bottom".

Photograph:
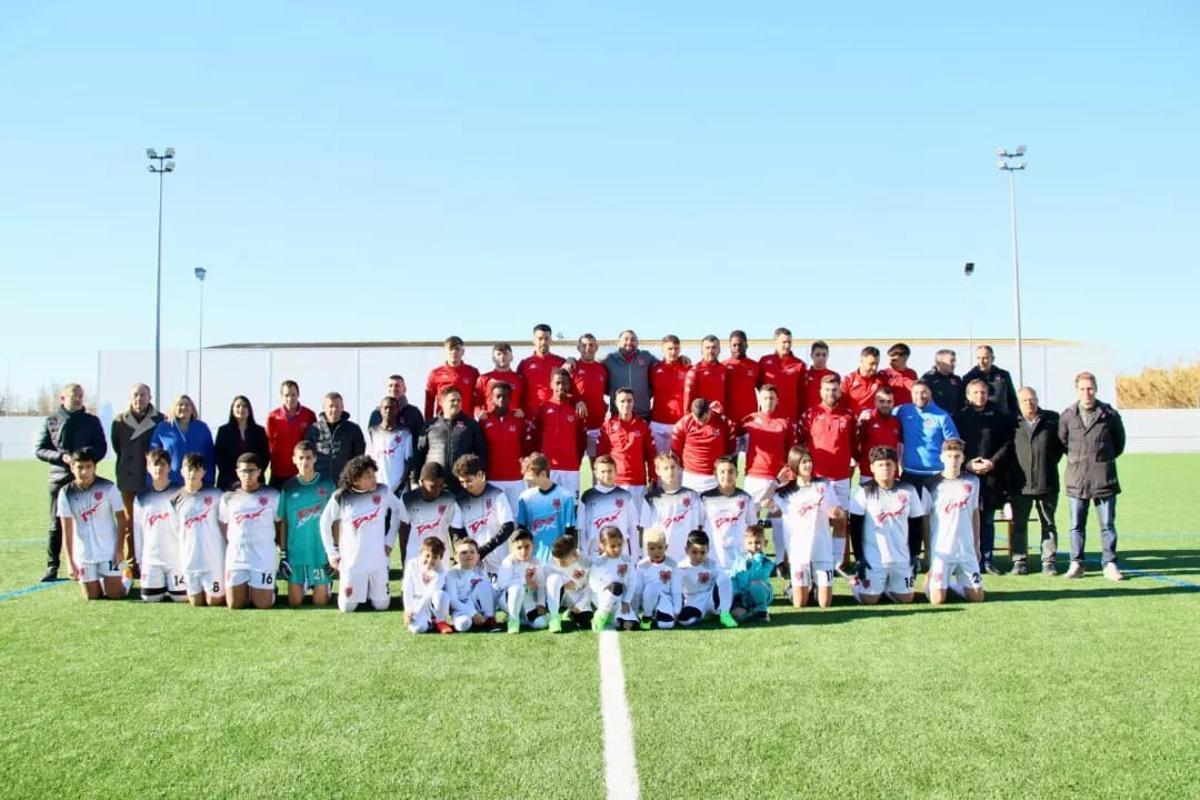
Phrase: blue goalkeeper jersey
[{"left": 516, "top": 484, "right": 577, "bottom": 564}]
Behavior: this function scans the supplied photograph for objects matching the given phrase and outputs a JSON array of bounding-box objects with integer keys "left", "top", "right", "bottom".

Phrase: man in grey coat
[
  {"left": 110, "top": 383, "right": 164, "bottom": 574},
  {"left": 602, "top": 330, "right": 660, "bottom": 420},
  {"left": 1011, "top": 387, "right": 1065, "bottom": 575},
  {"left": 1059, "top": 372, "right": 1126, "bottom": 581}
]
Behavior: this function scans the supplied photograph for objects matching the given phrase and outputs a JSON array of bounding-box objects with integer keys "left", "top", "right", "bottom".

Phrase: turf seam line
[
  {"left": 598, "top": 630, "right": 640, "bottom": 800},
  {"left": 0, "top": 581, "right": 64, "bottom": 603}
]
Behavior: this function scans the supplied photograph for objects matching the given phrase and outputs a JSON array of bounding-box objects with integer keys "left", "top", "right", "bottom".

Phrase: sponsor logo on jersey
[
  {"left": 529, "top": 514, "right": 558, "bottom": 534},
  {"left": 296, "top": 502, "right": 324, "bottom": 526},
  {"left": 184, "top": 508, "right": 212, "bottom": 528},
  {"left": 80, "top": 500, "right": 104, "bottom": 522},
  {"left": 466, "top": 515, "right": 491, "bottom": 536},
  {"left": 414, "top": 519, "right": 442, "bottom": 536},
  {"left": 234, "top": 507, "right": 269, "bottom": 524},
  {"left": 590, "top": 509, "right": 623, "bottom": 530},
  {"left": 351, "top": 507, "right": 381, "bottom": 531},
  {"left": 712, "top": 512, "right": 742, "bottom": 530},
  {"left": 871, "top": 491, "right": 909, "bottom": 525},
  {"left": 659, "top": 509, "right": 690, "bottom": 528},
  {"left": 147, "top": 511, "right": 172, "bottom": 528}
]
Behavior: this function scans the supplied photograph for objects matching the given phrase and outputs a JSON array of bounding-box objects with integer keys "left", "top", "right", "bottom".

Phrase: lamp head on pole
[
  {"left": 146, "top": 148, "right": 158, "bottom": 159},
  {"left": 164, "top": 147, "right": 175, "bottom": 158},
  {"left": 964, "top": 261, "right": 975, "bottom": 277},
  {"left": 194, "top": 267, "right": 207, "bottom": 282}
]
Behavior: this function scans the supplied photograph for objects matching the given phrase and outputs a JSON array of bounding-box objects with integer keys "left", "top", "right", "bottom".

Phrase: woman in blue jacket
[{"left": 150, "top": 394, "right": 215, "bottom": 486}]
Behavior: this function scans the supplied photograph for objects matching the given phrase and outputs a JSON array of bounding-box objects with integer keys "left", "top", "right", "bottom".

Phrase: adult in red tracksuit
[
  {"left": 425, "top": 336, "right": 481, "bottom": 420},
  {"left": 516, "top": 323, "right": 567, "bottom": 417},
  {"left": 597, "top": 388, "right": 657, "bottom": 509},
  {"left": 478, "top": 381, "right": 532, "bottom": 514},
  {"left": 722, "top": 330, "right": 760, "bottom": 433},
  {"left": 671, "top": 398, "right": 734, "bottom": 494},
  {"left": 683, "top": 335, "right": 727, "bottom": 414},
  {"left": 528, "top": 369, "right": 588, "bottom": 496},
  {"left": 840, "top": 346, "right": 885, "bottom": 418},
  {"left": 757, "top": 327, "right": 808, "bottom": 423}
]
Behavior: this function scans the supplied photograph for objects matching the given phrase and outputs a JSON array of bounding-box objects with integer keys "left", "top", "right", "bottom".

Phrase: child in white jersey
[
  {"left": 497, "top": 529, "right": 548, "bottom": 634},
  {"left": 403, "top": 537, "right": 452, "bottom": 633},
  {"left": 636, "top": 526, "right": 682, "bottom": 630},
  {"left": 444, "top": 538, "right": 499, "bottom": 632},
  {"left": 922, "top": 438, "right": 985, "bottom": 604},
  {"left": 133, "top": 448, "right": 186, "bottom": 602},
  {"left": 589, "top": 526, "right": 639, "bottom": 632},
  {"left": 58, "top": 447, "right": 128, "bottom": 601},
  {"left": 848, "top": 446, "right": 925, "bottom": 605},
  {"left": 579, "top": 455, "right": 638, "bottom": 557},
  {"left": 545, "top": 534, "right": 593, "bottom": 633},
  {"left": 676, "top": 530, "right": 737, "bottom": 628},
  {"left": 320, "top": 455, "right": 406, "bottom": 613},
  {"left": 772, "top": 446, "right": 844, "bottom": 609},
  {"left": 173, "top": 452, "right": 226, "bottom": 606},
  {"left": 219, "top": 453, "right": 281, "bottom": 609}
]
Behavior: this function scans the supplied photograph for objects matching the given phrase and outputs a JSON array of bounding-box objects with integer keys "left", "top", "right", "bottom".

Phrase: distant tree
[{"left": 1117, "top": 360, "right": 1200, "bottom": 409}]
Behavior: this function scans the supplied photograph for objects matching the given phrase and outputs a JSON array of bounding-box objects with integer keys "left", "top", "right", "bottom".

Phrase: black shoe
[
  {"left": 983, "top": 562, "right": 1003, "bottom": 577},
  {"left": 1042, "top": 562, "right": 1058, "bottom": 576},
  {"left": 1010, "top": 561, "right": 1029, "bottom": 576},
  {"left": 40, "top": 566, "right": 58, "bottom": 582}
]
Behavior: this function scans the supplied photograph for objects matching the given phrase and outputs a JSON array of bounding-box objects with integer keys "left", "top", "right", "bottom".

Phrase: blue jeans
[
  {"left": 1068, "top": 495, "right": 1118, "bottom": 566},
  {"left": 979, "top": 509, "right": 997, "bottom": 567}
]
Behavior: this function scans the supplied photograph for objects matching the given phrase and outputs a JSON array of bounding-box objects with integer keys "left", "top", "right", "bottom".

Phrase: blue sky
[{"left": 1, "top": 1, "right": 1196, "bottom": 400}]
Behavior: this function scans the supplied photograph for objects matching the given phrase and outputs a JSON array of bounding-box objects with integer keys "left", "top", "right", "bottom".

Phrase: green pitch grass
[{"left": 1, "top": 456, "right": 1197, "bottom": 799}]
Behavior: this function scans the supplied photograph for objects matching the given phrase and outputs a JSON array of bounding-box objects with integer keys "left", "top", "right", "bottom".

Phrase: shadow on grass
[{"left": 989, "top": 583, "right": 1198, "bottom": 602}]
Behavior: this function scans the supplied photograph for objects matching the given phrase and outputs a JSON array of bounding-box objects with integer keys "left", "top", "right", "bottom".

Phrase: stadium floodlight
[
  {"left": 964, "top": 262, "right": 976, "bottom": 354},
  {"left": 996, "top": 146, "right": 1028, "bottom": 387},
  {"left": 146, "top": 147, "right": 177, "bottom": 404}
]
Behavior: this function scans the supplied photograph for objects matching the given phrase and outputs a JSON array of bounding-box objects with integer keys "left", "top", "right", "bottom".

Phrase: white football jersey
[
  {"left": 700, "top": 488, "right": 757, "bottom": 569},
  {"left": 640, "top": 486, "right": 705, "bottom": 561},
  {"left": 775, "top": 480, "right": 836, "bottom": 565},
  {"left": 365, "top": 426, "right": 413, "bottom": 494},
  {"left": 677, "top": 556, "right": 722, "bottom": 602},
  {"left": 546, "top": 556, "right": 592, "bottom": 593},
  {"left": 849, "top": 481, "right": 925, "bottom": 567},
  {"left": 401, "top": 489, "right": 458, "bottom": 563},
  {"left": 445, "top": 565, "right": 491, "bottom": 612},
  {"left": 579, "top": 485, "right": 637, "bottom": 555},
  {"left": 319, "top": 484, "right": 404, "bottom": 573},
  {"left": 220, "top": 487, "right": 281, "bottom": 574},
  {"left": 922, "top": 475, "right": 981, "bottom": 563},
  {"left": 402, "top": 558, "right": 447, "bottom": 608},
  {"left": 56, "top": 478, "right": 123, "bottom": 565},
  {"left": 173, "top": 488, "right": 226, "bottom": 575},
  {"left": 497, "top": 555, "right": 545, "bottom": 605},
  {"left": 133, "top": 486, "right": 182, "bottom": 570},
  {"left": 636, "top": 556, "right": 682, "bottom": 616},
  {"left": 451, "top": 484, "right": 515, "bottom": 573}
]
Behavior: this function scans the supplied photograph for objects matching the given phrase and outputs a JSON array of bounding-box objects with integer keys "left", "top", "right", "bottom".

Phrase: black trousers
[
  {"left": 1009, "top": 493, "right": 1059, "bottom": 565},
  {"left": 46, "top": 480, "right": 70, "bottom": 569}
]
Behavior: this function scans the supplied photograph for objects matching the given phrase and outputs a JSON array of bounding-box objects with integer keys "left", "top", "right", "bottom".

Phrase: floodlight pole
[
  {"left": 195, "top": 267, "right": 207, "bottom": 412},
  {"left": 964, "top": 262, "right": 975, "bottom": 356},
  {"left": 997, "top": 148, "right": 1026, "bottom": 388},
  {"left": 147, "top": 148, "right": 176, "bottom": 406}
]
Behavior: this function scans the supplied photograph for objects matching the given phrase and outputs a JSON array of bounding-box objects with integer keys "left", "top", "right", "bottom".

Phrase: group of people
[{"left": 36, "top": 324, "right": 1128, "bottom": 631}]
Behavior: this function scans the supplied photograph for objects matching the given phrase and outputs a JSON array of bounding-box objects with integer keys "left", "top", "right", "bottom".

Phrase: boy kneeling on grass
[
  {"left": 403, "top": 537, "right": 452, "bottom": 634},
  {"left": 922, "top": 438, "right": 986, "bottom": 605},
  {"left": 676, "top": 530, "right": 738, "bottom": 629},
  {"left": 444, "top": 537, "right": 499, "bottom": 632},
  {"left": 173, "top": 451, "right": 226, "bottom": 607},
  {"left": 219, "top": 453, "right": 281, "bottom": 610},
  {"left": 320, "top": 455, "right": 405, "bottom": 613},
  {"left": 636, "top": 526, "right": 681, "bottom": 630},
  {"left": 848, "top": 446, "right": 925, "bottom": 606},
  {"left": 589, "top": 526, "right": 639, "bottom": 632},
  {"left": 545, "top": 533, "right": 593, "bottom": 633},
  {"left": 728, "top": 524, "right": 774, "bottom": 622},
  {"left": 497, "top": 529, "right": 548, "bottom": 633},
  {"left": 133, "top": 448, "right": 186, "bottom": 602},
  {"left": 59, "top": 447, "right": 129, "bottom": 601}
]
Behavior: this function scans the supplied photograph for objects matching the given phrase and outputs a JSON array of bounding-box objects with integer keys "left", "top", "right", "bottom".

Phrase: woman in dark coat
[{"left": 214, "top": 395, "right": 271, "bottom": 490}]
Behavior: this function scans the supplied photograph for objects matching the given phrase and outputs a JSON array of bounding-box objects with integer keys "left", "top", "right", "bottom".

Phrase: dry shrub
[{"left": 1117, "top": 360, "right": 1200, "bottom": 408}]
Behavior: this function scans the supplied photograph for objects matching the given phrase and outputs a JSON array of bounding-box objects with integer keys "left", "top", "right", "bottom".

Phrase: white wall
[
  {"left": 0, "top": 416, "right": 44, "bottom": 460},
  {"left": 1121, "top": 409, "right": 1200, "bottom": 454}
]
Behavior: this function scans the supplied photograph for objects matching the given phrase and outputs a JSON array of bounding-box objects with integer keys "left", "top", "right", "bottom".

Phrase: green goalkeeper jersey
[{"left": 278, "top": 474, "right": 335, "bottom": 567}]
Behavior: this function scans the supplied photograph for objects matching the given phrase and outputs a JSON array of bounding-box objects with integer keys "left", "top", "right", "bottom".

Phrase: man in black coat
[
  {"left": 1010, "top": 387, "right": 1065, "bottom": 575},
  {"left": 922, "top": 348, "right": 965, "bottom": 414},
  {"left": 304, "top": 392, "right": 365, "bottom": 485},
  {"left": 35, "top": 383, "right": 107, "bottom": 581},
  {"left": 110, "top": 382, "right": 164, "bottom": 574},
  {"left": 1059, "top": 372, "right": 1126, "bottom": 581},
  {"left": 963, "top": 345, "right": 1020, "bottom": 420},
  {"left": 954, "top": 379, "right": 1014, "bottom": 575},
  {"left": 413, "top": 386, "right": 487, "bottom": 492}
]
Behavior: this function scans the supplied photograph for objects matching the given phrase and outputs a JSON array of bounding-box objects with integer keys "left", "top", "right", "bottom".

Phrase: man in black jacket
[
  {"left": 1010, "top": 387, "right": 1065, "bottom": 575},
  {"left": 110, "top": 382, "right": 164, "bottom": 574},
  {"left": 413, "top": 386, "right": 487, "bottom": 491},
  {"left": 954, "top": 379, "right": 1014, "bottom": 575},
  {"left": 35, "top": 383, "right": 107, "bottom": 581},
  {"left": 963, "top": 345, "right": 1020, "bottom": 420},
  {"left": 304, "top": 392, "right": 365, "bottom": 485},
  {"left": 922, "top": 349, "right": 965, "bottom": 415},
  {"left": 1059, "top": 372, "right": 1126, "bottom": 581}
]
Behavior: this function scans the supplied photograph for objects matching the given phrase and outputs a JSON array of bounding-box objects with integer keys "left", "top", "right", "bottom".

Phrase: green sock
[
  {"left": 719, "top": 611, "right": 738, "bottom": 628},
  {"left": 507, "top": 616, "right": 520, "bottom": 634},
  {"left": 548, "top": 612, "right": 562, "bottom": 633},
  {"left": 592, "top": 612, "right": 613, "bottom": 632}
]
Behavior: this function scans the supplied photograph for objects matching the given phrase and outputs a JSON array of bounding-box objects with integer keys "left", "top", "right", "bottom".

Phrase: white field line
[{"left": 598, "top": 630, "right": 640, "bottom": 800}]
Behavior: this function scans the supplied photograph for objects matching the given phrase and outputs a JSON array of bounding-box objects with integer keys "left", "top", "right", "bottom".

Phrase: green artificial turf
[{"left": 1, "top": 455, "right": 1197, "bottom": 798}]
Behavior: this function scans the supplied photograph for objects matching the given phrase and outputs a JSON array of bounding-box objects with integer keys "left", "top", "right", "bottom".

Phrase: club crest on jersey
[
  {"left": 422, "top": 572, "right": 434, "bottom": 584},
  {"left": 682, "top": 497, "right": 691, "bottom": 508},
  {"left": 258, "top": 496, "right": 269, "bottom": 506},
  {"left": 373, "top": 494, "right": 382, "bottom": 505},
  {"left": 345, "top": 585, "right": 354, "bottom": 598},
  {"left": 93, "top": 490, "right": 103, "bottom": 501},
  {"left": 699, "top": 571, "right": 710, "bottom": 584},
  {"left": 317, "top": 487, "right": 328, "bottom": 497},
  {"left": 437, "top": 504, "right": 447, "bottom": 514},
  {"left": 737, "top": 499, "right": 745, "bottom": 510},
  {"left": 393, "top": 435, "right": 402, "bottom": 444},
  {"left": 552, "top": 498, "right": 561, "bottom": 510},
  {"left": 659, "top": 569, "right": 672, "bottom": 582},
  {"left": 204, "top": 495, "right": 213, "bottom": 506},
  {"left": 615, "top": 498, "right": 624, "bottom": 509},
  {"left": 572, "top": 568, "right": 585, "bottom": 579},
  {"left": 617, "top": 563, "right": 628, "bottom": 576}
]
